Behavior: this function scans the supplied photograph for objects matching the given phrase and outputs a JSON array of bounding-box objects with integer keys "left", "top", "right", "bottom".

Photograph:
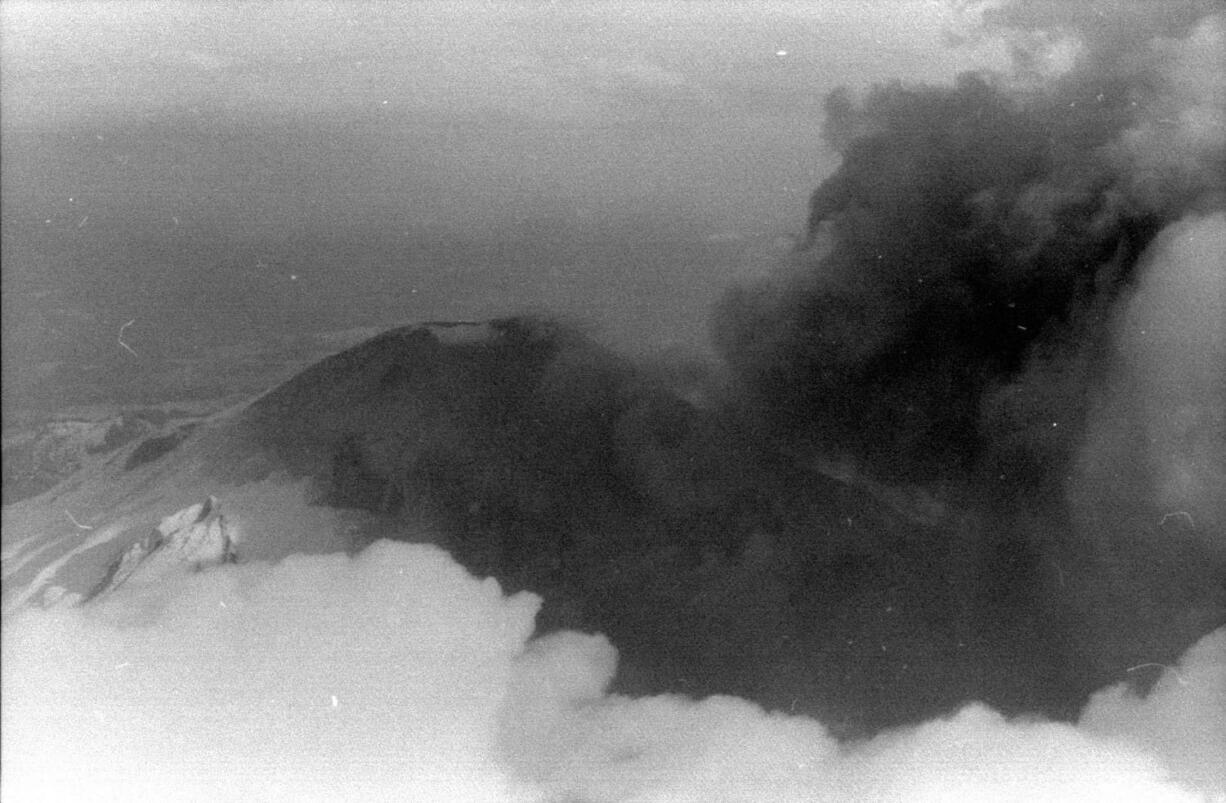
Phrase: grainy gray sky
[
  {"left": 0, "top": 1, "right": 1009, "bottom": 405},
  {"left": 2, "top": 1, "right": 1007, "bottom": 232}
]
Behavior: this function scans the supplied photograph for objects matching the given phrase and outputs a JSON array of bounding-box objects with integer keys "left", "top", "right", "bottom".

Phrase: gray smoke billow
[{"left": 256, "top": 2, "right": 1226, "bottom": 739}]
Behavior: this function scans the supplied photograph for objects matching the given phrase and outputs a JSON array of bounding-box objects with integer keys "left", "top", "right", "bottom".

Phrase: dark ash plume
[
  {"left": 715, "top": 39, "right": 1220, "bottom": 481},
  {"left": 704, "top": 3, "right": 1226, "bottom": 719},
  {"left": 240, "top": 3, "right": 1226, "bottom": 737}
]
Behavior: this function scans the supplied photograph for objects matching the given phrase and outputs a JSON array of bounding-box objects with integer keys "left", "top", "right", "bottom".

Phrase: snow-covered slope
[{"left": 0, "top": 321, "right": 512, "bottom": 614}]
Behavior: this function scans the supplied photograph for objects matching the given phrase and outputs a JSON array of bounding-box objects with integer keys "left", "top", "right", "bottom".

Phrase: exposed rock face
[{"left": 86, "top": 496, "right": 237, "bottom": 601}]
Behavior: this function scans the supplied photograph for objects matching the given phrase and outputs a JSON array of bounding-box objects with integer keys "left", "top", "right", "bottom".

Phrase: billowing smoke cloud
[
  {"left": 187, "top": 0, "right": 1226, "bottom": 742},
  {"left": 689, "top": 1, "right": 1226, "bottom": 718},
  {"left": 714, "top": 6, "right": 1224, "bottom": 483},
  {"left": 2, "top": 541, "right": 1222, "bottom": 801},
  {"left": 1075, "top": 212, "right": 1226, "bottom": 547}
]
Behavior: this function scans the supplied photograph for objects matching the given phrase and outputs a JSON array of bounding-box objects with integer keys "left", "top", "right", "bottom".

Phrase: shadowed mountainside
[{"left": 6, "top": 316, "right": 1220, "bottom": 739}]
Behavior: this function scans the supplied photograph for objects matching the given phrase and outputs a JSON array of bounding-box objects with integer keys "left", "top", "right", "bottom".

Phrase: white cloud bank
[{"left": 3, "top": 537, "right": 1223, "bottom": 802}]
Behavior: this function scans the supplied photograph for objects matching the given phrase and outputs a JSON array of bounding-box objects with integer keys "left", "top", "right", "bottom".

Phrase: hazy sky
[
  {"left": 2, "top": 1, "right": 1007, "bottom": 234},
  {"left": 0, "top": 2, "right": 1010, "bottom": 407}
]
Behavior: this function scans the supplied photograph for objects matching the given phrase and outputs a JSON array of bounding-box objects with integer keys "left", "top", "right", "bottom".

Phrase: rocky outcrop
[{"left": 86, "top": 496, "right": 237, "bottom": 601}]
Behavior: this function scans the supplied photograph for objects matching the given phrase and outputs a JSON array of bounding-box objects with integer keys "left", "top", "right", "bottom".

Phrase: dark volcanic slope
[
  {"left": 227, "top": 315, "right": 1224, "bottom": 737},
  {"left": 4, "top": 313, "right": 1222, "bottom": 737}
]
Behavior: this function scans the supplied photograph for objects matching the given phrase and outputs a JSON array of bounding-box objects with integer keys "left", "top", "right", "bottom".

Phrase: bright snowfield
[{"left": 2, "top": 538, "right": 1223, "bottom": 803}]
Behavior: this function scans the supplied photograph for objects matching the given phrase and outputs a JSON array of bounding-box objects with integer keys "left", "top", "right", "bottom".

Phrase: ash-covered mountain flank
[{"left": 4, "top": 300, "right": 1221, "bottom": 739}]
